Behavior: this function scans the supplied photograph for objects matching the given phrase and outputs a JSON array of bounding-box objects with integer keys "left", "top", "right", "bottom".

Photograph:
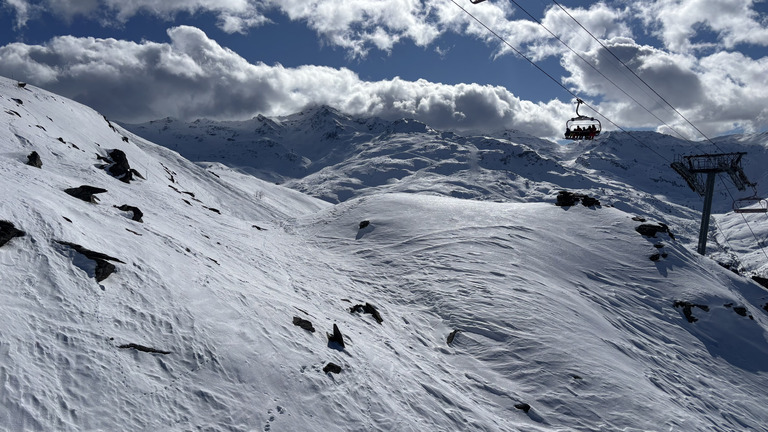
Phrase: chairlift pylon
[{"left": 564, "top": 99, "right": 601, "bottom": 140}]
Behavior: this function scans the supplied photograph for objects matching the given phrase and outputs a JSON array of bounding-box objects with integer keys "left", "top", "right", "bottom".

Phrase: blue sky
[{"left": 1, "top": 0, "right": 766, "bottom": 140}]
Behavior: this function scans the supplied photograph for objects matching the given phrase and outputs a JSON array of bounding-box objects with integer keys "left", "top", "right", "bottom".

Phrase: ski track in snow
[{"left": 2, "top": 77, "right": 768, "bottom": 431}]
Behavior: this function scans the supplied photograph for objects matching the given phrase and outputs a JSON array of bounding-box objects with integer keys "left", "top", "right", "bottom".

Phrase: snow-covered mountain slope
[
  {"left": 3, "top": 77, "right": 768, "bottom": 431},
  {"left": 124, "top": 107, "right": 768, "bottom": 277}
]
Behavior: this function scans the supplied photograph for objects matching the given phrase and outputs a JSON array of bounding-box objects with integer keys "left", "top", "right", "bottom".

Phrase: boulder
[
  {"left": 0, "top": 221, "right": 26, "bottom": 247},
  {"left": 636, "top": 223, "right": 675, "bottom": 240},
  {"left": 350, "top": 302, "right": 383, "bottom": 324},
  {"left": 115, "top": 205, "right": 143, "bottom": 222},
  {"left": 55, "top": 241, "right": 124, "bottom": 282},
  {"left": 323, "top": 362, "right": 342, "bottom": 374},
  {"left": 64, "top": 185, "right": 108, "bottom": 203},
  {"left": 293, "top": 317, "right": 316, "bottom": 333},
  {"left": 327, "top": 324, "right": 345, "bottom": 349},
  {"left": 446, "top": 329, "right": 460, "bottom": 345},
  {"left": 673, "top": 300, "right": 709, "bottom": 323},
  {"left": 26, "top": 151, "right": 42, "bottom": 168}
]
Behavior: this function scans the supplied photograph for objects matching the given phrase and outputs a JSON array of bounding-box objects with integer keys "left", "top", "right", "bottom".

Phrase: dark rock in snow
[
  {"left": 514, "top": 403, "right": 531, "bottom": 413},
  {"left": 118, "top": 343, "right": 171, "bottom": 355},
  {"left": 359, "top": 220, "right": 370, "bottom": 229},
  {"left": 650, "top": 253, "right": 661, "bottom": 261},
  {"left": 350, "top": 302, "right": 383, "bottom": 324},
  {"left": 55, "top": 241, "right": 124, "bottom": 282},
  {"left": 323, "top": 362, "right": 342, "bottom": 374},
  {"left": 327, "top": 324, "right": 345, "bottom": 350},
  {"left": 115, "top": 205, "right": 143, "bottom": 222},
  {"left": 27, "top": 151, "right": 42, "bottom": 168},
  {"left": 293, "top": 317, "right": 316, "bottom": 333},
  {"left": 64, "top": 185, "right": 108, "bottom": 203},
  {"left": 636, "top": 223, "right": 676, "bottom": 240},
  {"left": 104, "top": 149, "right": 144, "bottom": 183},
  {"left": 0, "top": 221, "right": 26, "bottom": 247},
  {"left": 673, "top": 300, "right": 709, "bottom": 323},
  {"left": 446, "top": 329, "right": 460, "bottom": 345},
  {"left": 555, "top": 190, "right": 601, "bottom": 207},
  {"left": 752, "top": 276, "right": 768, "bottom": 290},
  {"left": 11, "top": 98, "right": 23, "bottom": 105},
  {"left": 632, "top": 216, "right": 647, "bottom": 222}
]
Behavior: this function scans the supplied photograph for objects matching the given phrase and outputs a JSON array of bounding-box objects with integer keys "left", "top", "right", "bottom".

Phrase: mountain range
[{"left": 3, "top": 76, "right": 768, "bottom": 431}]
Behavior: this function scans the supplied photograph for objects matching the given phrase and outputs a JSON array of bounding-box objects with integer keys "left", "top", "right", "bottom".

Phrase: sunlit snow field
[{"left": 2, "top": 77, "right": 768, "bottom": 431}]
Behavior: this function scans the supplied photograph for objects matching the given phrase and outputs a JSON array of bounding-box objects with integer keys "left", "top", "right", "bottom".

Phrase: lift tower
[{"left": 671, "top": 152, "right": 754, "bottom": 255}]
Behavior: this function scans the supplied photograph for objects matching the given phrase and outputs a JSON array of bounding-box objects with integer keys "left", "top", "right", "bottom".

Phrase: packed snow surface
[{"left": 2, "top": 77, "right": 768, "bottom": 431}]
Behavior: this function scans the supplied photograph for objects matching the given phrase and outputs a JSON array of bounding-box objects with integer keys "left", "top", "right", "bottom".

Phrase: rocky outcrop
[
  {"left": 64, "top": 185, "right": 108, "bottom": 203},
  {"left": 101, "top": 149, "right": 144, "bottom": 183},
  {"left": 56, "top": 241, "right": 124, "bottom": 282},
  {"left": 293, "top": 317, "right": 316, "bottom": 333},
  {"left": 327, "top": 324, "right": 345, "bottom": 350},
  {"left": 118, "top": 343, "right": 171, "bottom": 355},
  {"left": 0, "top": 221, "right": 26, "bottom": 247},
  {"left": 673, "top": 301, "right": 709, "bottom": 323},
  {"left": 323, "top": 362, "right": 342, "bottom": 374},
  {"left": 27, "top": 151, "right": 42, "bottom": 168},
  {"left": 115, "top": 205, "right": 143, "bottom": 222},
  {"left": 350, "top": 302, "right": 383, "bottom": 324},
  {"left": 555, "top": 190, "right": 600, "bottom": 207},
  {"left": 636, "top": 223, "right": 675, "bottom": 240}
]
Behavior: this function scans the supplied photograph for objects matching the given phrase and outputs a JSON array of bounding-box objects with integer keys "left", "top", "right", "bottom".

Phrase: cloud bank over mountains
[{"left": 1, "top": 0, "right": 766, "bottom": 138}]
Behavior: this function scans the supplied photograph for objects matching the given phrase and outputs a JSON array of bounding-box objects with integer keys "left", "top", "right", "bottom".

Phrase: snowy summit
[{"left": 2, "top": 77, "right": 768, "bottom": 431}]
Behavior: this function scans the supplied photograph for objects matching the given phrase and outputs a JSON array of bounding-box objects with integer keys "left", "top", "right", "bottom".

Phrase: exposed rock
[
  {"left": 55, "top": 241, "right": 124, "bottom": 282},
  {"left": 636, "top": 223, "right": 675, "bottom": 240},
  {"left": 359, "top": 220, "right": 370, "bottom": 229},
  {"left": 0, "top": 221, "right": 26, "bottom": 247},
  {"left": 350, "top": 302, "right": 383, "bottom": 324},
  {"left": 118, "top": 343, "right": 171, "bottom": 355},
  {"left": 11, "top": 98, "right": 23, "bottom": 105},
  {"left": 650, "top": 252, "right": 669, "bottom": 261},
  {"left": 104, "top": 149, "right": 144, "bottom": 183},
  {"left": 752, "top": 276, "right": 768, "bottom": 290},
  {"left": 446, "top": 329, "right": 460, "bottom": 345},
  {"left": 327, "top": 324, "right": 345, "bottom": 349},
  {"left": 26, "top": 151, "right": 42, "bottom": 168},
  {"left": 64, "top": 185, "right": 108, "bottom": 203},
  {"left": 724, "top": 304, "right": 753, "bottom": 319},
  {"left": 631, "top": 216, "right": 647, "bottom": 222},
  {"left": 115, "top": 205, "right": 143, "bottom": 222},
  {"left": 555, "top": 190, "right": 601, "bottom": 207},
  {"left": 673, "top": 300, "right": 709, "bottom": 323},
  {"left": 514, "top": 403, "right": 531, "bottom": 413},
  {"left": 293, "top": 317, "right": 316, "bottom": 333},
  {"left": 323, "top": 362, "right": 342, "bottom": 374}
]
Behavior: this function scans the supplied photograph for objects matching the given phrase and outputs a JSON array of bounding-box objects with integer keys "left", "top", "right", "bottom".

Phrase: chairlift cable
[
  {"left": 460, "top": 0, "right": 768, "bottom": 266},
  {"left": 505, "top": 0, "right": 693, "bottom": 144},
  {"left": 548, "top": 0, "right": 725, "bottom": 152},
  {"left": 543, "top": 0, "right": 768, "bottom": 266},
  {"left": 449, "top": 0, "right": 671, "bottom": 163}
]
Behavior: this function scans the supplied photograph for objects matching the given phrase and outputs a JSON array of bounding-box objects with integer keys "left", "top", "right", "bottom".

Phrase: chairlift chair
[
  {"left": 733, "top": 195, "right": 768, "bottom": 214},
  {"left": 564, "top": 99, "right": 601, "bottom": 140}
]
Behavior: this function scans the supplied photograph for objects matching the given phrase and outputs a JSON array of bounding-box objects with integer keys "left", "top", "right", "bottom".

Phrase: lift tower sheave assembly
[{"left": 671, "top": 152, "right": 754, "bottom": 255}]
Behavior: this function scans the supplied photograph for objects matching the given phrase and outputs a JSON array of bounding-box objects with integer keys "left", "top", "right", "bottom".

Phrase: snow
[{"left": 3, "top": 76, "right": 768, "bottom": 431}]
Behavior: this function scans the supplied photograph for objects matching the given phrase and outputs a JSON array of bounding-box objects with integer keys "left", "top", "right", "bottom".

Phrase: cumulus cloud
[
  {"left": 1, "top": 1, "right": 766, "bottom": 138},
  {"left": 635, "top": 0, "right": 768, "bottom": 52},
  {"left": 0, "top": 26, "right": 565, "bottom": 137}
]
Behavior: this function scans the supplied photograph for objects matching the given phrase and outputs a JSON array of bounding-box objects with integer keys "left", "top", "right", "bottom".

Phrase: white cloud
[
  {"left": 635, "top": 0, "right": 768, "bottom": 52},
  {"left": 0, "top": 26, "right": 565, "bottom": 137}
]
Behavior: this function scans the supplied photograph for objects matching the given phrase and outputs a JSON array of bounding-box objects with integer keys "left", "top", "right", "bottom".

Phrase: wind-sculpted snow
[{"left": 3, "top": 76, "right": 768, "bottom": 431}]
